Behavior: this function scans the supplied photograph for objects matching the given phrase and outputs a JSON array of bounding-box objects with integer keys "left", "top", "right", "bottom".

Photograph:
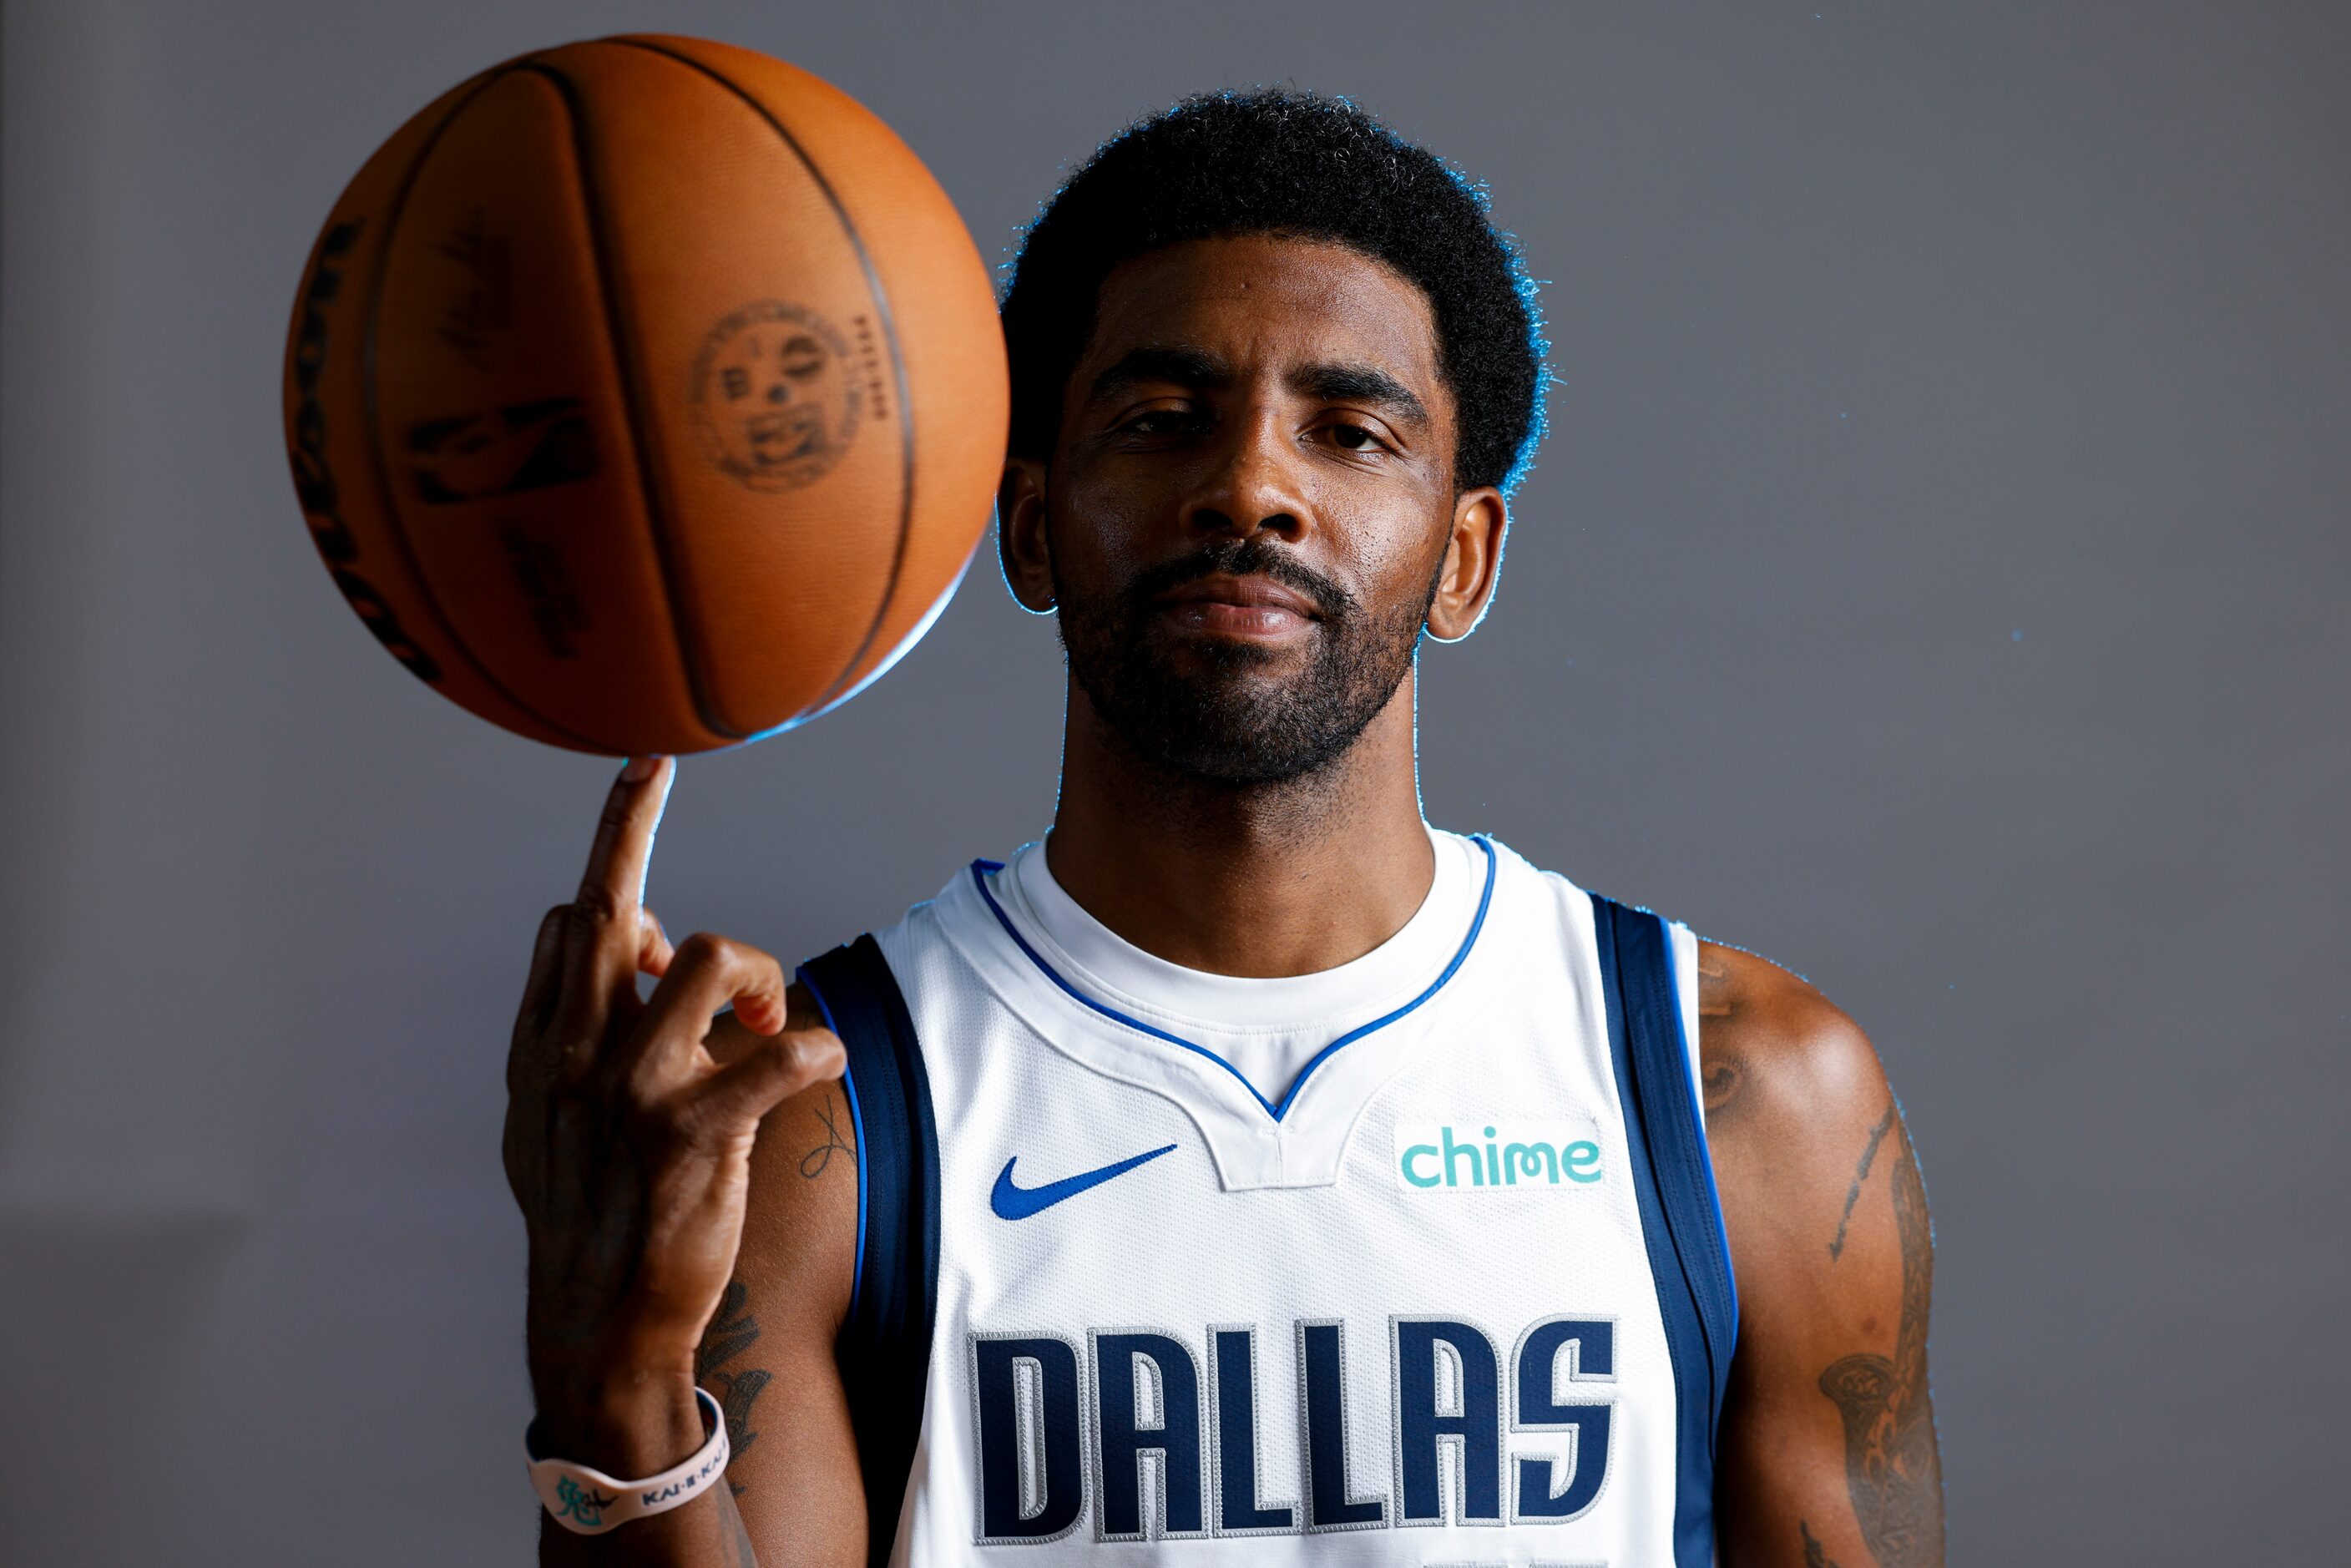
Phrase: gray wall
[{"left": 3, "top": 2, "right": 2343, "bottom": 1561}]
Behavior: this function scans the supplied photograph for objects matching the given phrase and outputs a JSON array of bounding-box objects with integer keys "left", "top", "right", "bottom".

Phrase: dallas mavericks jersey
[{"left": 799, "top": 829, "right": 1737, "bottom": 1568}]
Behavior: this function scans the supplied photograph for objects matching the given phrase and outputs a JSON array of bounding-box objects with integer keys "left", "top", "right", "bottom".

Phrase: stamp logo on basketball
[{"left": 689, "top": 301, "right": 862, "bottom": 492}]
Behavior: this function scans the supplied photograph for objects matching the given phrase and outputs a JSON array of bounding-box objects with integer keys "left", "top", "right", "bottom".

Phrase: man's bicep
[
  {"left": 699, "top": 1058, "right": 867, "bottom": 1566},
  {"left": 1701, "top": 945, "right": 1944, "bottom": 1567}
]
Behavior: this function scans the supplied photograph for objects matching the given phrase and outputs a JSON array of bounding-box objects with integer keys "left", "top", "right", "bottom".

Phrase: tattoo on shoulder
[
  {"left": 1829, "top": 1104, "right": 1898, "bottom": 1260},
  {"left": 1696, "top": 951, "right": 1732, "bottom": 1018},
  {"left": 1696, "top": 952, "right": 1745, "bottom": 1115},
  {"left": 1800, "top": 1519, "right": 1843, "bottom": 1567},
  {"left": 1816, "top": 1115, "right": 1944, "bottom": 1565},
  {"left": 697, "top": 1280, "right": 774, "bottom": 1497},
  {"left": 799, "top": 1086, "right": 857, "bottom": 1181}
]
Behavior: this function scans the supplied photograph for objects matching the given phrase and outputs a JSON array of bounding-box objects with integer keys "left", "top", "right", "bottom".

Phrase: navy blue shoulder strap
[
  {"left": 796, "top": 935, "right": 940, "bottom": 1568},
  {"left": 1588, "top": 893, "right": 1739, "bottom": 1568}
]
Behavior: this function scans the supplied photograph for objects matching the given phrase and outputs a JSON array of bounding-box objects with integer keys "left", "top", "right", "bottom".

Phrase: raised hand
[{"left": 503, "top": 756, "right": 844, "bottom": 1476}]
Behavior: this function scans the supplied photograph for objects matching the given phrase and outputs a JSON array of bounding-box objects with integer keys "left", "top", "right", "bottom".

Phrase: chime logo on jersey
[
  {"left": 1392, "top": 1120, "right": 1606, "bottom": 1193},
  {"left": 814, "top": 842, "right": 1734, "bottom": 1561},
  {"left": 967, "top": 1314, "right": 1616, "bottom": 1544}
]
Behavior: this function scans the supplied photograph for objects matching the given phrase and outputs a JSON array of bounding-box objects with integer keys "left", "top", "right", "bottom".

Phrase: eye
[
  {"left": 1116, "top": 404, "right": 1201, "bottom": 438},
  {"left": 1327, "top": 422, "right": 1388, "bottom": 453}
]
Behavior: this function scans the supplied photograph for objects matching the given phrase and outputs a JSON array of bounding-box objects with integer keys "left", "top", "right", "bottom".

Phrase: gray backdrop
[{"left": 3, "top": 2, "right": 2343, "bottom": 1561}]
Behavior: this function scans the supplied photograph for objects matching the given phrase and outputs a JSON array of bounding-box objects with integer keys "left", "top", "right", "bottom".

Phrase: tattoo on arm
[
  {"left": 697, "top": 1281, "right": 774, "bottom": 1498},
  {"left": 1697, "top": 952, "right": 1732, "bottom": 1018},
  {"left": 1829, "top": 1104, "right": 1897, "bottom": 1260},
  {"left": 1801, "top": 1518, "right": 1843, "bottom": 1567},
  {"left": 1815, "top": 1111, "right": 1944, "bottom": 1566},
  {"left": 1696, "top": 953, "right": 1743, "bottom": 1115},
  {"left": 799, "top": 1088, "right": 857, "bottom": 1180}
]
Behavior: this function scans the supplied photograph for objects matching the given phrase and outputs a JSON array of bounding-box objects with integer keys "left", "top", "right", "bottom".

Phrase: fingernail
[{"left": 621, "top": 756, "right": 658, "bottom": 782}]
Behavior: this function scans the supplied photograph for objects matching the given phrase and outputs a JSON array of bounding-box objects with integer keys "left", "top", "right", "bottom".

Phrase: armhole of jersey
[
  {"left": 797, "top": 935, "right": 940, "bottom": 1568},
  {"left": 1590, "top": 894, "right": 1740, "bottom": 1568},
  {"left": 1668, "top": 921, "right": 1704, "bottom": 1098},
  {"left": 1664, "top": 919, "right": 1737, "bottom": 1333}
]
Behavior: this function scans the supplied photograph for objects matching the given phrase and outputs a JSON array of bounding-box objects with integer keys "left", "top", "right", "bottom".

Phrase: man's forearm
[
  {"left": 539, "top": 1485, "right": 759, "bottom": 1568},
  {"left": 533, "top": 1377, "right": 757, "bottom": 1568}
]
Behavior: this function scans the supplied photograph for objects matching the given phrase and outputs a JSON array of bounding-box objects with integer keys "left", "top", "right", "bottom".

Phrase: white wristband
[{"left": 526, "top": 1386, "right": 732, "bottom": 1535}]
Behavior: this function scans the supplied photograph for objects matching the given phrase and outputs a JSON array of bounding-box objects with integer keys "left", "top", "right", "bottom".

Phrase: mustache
[{"left": 1119, "top": 538, "right": 1353, "bottom": 621}]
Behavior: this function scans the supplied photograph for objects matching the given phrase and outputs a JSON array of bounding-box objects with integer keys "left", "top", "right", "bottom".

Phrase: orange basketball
[{"left": 281, "top": 34, "right": 1008, "bottom": 754}]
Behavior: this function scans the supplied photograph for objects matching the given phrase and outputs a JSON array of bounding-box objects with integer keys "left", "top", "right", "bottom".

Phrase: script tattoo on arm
[
  {"left": 1814, "top": 1110, "right": 1944, "bottom": 1565},
  {"left": 798, "top": 1087, "right": 856, "bottom": 1180},
  {"left": 697, "top": 1281, "right": 774, "bottom": 1498}
]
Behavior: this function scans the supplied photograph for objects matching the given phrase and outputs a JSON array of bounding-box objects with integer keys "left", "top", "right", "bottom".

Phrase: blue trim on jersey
[
  {"left": 1658, "top": 928, "right": 1740, "bottom": 1335},
  {"left": 1590, "top": 894, "right": 1739, "bottom": 1568},
  {"left": 967, "top": 835, "right": 1499, "bottom": 1122},
  {"left": 842, "top": 1055, "right": 870, "bottom": 1318},
  {"left": 799, "top": 978, "right": 871, "bottom": 1319}
]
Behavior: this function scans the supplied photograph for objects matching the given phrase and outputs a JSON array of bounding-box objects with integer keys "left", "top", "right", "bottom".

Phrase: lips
[
  {"left": 1156, "top": 573, "right": 1320, "bottom": 616},
  {"left": 1153, "top": 573, "right": 1322, "bottom": 640}
]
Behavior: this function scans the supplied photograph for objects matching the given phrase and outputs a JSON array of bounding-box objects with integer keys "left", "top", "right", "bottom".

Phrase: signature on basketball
[{"left": 436, "top": 207, "right": 513, "bottom": 374}]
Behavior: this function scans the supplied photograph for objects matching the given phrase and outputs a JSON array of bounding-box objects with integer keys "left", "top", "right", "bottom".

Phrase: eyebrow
[
  {"left": 1084, "top": 348, "right": 1429, "bottom": 431},
  {"left": 1287, "top": 362, "right": 1428, "bottom": 429},
  {"left": 1085, "top": 346, "right": 1232, "bottom": 403}
]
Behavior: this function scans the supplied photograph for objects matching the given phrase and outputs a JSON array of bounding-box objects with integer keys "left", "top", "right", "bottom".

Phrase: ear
[
  {"left": 1423, "top": 485, "right": 1508, "bottom": 643},
  {"left": 996, "top": 457, "right": 1057, "bottom": 615}
]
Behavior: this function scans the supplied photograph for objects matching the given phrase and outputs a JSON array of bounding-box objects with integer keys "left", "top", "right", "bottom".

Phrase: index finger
[{"left": 576, "top": 755, "right": 675, "bottom": 917}]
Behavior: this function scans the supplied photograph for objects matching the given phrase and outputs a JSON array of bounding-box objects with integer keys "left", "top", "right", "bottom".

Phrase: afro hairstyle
[{"left": 998, "top": 88, "right": 1548, "bottom": 495}]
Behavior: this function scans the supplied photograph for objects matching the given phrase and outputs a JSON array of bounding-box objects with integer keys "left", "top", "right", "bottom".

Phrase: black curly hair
[{"left": 999, "top": 88, "right": 1548, "bottom": 495}]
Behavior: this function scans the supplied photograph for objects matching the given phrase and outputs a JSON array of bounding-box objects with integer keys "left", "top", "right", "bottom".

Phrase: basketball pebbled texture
[{"left": 282, "top": 35, "right": 1009, "bottom": 754}]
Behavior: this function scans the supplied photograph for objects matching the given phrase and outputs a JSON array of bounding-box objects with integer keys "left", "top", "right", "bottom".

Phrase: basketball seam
[
  {"left": 606, "top": 36, "right": 921, "bottom": 720},
  {"left": 522, "top": 59, "right": 743, "bottom": 744},
  {"left": 355, "top": 64, "right": 617, "bottom": 753}
]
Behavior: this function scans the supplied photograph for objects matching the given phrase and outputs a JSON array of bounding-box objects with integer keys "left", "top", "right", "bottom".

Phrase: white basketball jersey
[{"left": 799, "top": 829, "right": 1737, "bottom": 1568}]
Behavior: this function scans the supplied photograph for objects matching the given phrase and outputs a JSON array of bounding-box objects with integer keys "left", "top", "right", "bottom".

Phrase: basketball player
[{"left": 504, "top": 92, "right": 1944, "bottom": 1567}]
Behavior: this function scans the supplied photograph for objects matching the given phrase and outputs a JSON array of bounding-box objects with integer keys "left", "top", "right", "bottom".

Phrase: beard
[{"left": 1054, "top": 535, "right": 1437, "bottom": 787}]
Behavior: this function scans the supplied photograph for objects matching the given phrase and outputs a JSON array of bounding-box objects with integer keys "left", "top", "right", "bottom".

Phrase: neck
[{"left": 1043, "top": 673, "right": 1436, "bottom": 978}]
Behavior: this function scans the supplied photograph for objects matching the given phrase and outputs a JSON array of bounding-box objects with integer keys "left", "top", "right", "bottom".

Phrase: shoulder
[
  {"left": 707, "top": 987, "right": 862, "bottom": 1329},
  {"left": 697, "top": 991, "right": 871, "bottom": 1550},
  {"left": 1693, "top": 938, "right": 1888, "bottom": 1136},
  {"left": 1475, "top": 844, "right": 1890, "bottom": 1130},
  {"left": 1691, "top": 937, "right": 1924, "bottom": 1338},
  {"left": 1690, "top": 944, "right": 1947, "bottom": 1559}
]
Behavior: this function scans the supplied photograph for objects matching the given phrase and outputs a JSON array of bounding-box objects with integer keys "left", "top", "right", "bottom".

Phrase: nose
[{"left": 1178, "top": 407, "right": 1310, "bottom": 543}]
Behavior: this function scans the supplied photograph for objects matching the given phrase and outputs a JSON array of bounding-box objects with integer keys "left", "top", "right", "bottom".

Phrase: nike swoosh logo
[{"left": 990, "top": 1144, "right": 1178, "bottom": 1221}]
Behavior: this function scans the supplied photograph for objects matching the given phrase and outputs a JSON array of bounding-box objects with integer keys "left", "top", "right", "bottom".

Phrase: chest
[{"left": 887, "top": 896, "right": 1687, "bottom": 1561}]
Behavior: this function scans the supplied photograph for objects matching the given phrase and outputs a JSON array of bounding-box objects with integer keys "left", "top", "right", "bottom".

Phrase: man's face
[{"left": 1030, "top": 234, "right": 1467, "bottom": 785}]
